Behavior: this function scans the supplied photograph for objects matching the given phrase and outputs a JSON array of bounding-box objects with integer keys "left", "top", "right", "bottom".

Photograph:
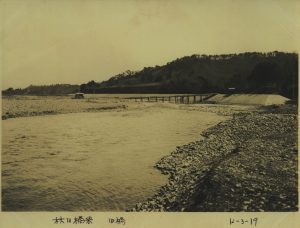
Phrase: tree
[{"left": 248, "top": 61, "right": 283, "bottom": 93}]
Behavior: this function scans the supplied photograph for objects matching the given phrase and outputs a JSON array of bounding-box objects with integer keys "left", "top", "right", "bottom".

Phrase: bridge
[{"left": 125, "top": 94, "right": 216, "bottom": 104}]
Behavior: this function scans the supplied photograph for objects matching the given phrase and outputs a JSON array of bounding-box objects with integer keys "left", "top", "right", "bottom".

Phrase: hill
[{"left": 80, "top": 51, "right": 298, "bottom": 99}]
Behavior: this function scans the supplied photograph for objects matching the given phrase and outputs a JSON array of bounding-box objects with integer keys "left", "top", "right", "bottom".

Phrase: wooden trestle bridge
[{"left": 125, "top": 94, "right": 216, "bottom": 104}]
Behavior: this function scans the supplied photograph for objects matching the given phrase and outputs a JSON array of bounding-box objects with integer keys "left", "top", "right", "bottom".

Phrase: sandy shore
[{"left": 131, "top": 104, "right": 298, "bottom": 212}]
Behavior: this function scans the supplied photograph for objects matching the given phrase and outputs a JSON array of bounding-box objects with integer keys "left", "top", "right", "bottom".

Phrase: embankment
[{"left": 206, "top": 94, "right": 290, "bottom": 105}]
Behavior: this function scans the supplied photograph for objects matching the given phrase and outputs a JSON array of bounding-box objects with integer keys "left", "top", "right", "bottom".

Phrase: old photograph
[{"left": 1, "top": 0, "right": 298, "bottom": 214}]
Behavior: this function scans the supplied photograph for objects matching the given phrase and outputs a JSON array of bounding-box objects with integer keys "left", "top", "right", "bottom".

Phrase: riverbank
[
  {"left": 2, "top": 95, "right": 297, "bottom": 211},
  {"left": 1, "top": 95, "right": 254, "bottom": 120},
  {"left": 131, "top": 104, "right": 298, "bottom": 212},
  {"left": 2, "top": 96, "right": 127, "bottom": 120}
]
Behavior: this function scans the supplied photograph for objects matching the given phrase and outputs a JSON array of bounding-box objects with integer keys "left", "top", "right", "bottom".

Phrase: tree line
[
  {"left": 2, "top": 84, "right": 80, "bottom": 96},
  {"left": 3, "top": 52, "right": 298, "bottom": 100},
  {"left": 80, "top": 51, "right": 298, "bottom": 100}
]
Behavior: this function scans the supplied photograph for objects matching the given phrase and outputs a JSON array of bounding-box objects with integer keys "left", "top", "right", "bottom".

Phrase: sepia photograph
[{"left": 1, "top": 0, "right": 299, "bottom": 224}]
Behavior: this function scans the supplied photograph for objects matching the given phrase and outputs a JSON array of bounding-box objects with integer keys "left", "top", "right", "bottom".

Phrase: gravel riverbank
[
  {"left": 131, "top": 105, "right": 298, "bottom": 212},
  {"left": 2, "top": 96, "right": 127, "bottom": 120}
]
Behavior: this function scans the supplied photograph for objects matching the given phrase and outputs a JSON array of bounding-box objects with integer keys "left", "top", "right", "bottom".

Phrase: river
[{"left": 2, "top": 106, "right": 226, "bottom": 211}]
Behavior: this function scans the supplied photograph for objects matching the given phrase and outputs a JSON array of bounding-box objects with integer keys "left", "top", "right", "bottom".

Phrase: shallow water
[{"left": 2, "top": 107, "right": 226, "bottom": 211}]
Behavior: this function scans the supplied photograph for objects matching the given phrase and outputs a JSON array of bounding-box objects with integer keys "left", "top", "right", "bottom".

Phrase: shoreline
[
  {"left": 130, "top": 104, "right": 298, "bottom": 212},
  {"left": 2, "top": 95, "right": 253, "bottom": 120},
  {"left": 2, "top": 96, "right": 127, "bottom": 120},
  {"left": 2, "top": 105, "right": 127, "bottom": 120}
]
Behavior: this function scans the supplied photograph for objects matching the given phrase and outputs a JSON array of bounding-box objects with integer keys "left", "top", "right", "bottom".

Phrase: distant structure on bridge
[{"left": 74, "top": 93, "right": 84, "bottom": 99}]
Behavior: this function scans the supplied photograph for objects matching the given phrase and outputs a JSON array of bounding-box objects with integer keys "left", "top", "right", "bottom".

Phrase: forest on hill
[
  {"left": 2, "top": 52, "right": 298, "bottom": 99},
  {"left": 80, "top": 51, "right": 298, "bottom": 99}
]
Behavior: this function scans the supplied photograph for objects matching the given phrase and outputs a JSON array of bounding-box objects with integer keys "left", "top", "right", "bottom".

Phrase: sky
[{"left": 1, "top": 0, "right": 300, "bottom": 89}]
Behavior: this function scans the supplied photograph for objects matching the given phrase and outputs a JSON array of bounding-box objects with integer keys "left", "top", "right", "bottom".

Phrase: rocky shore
[{"left": 131, "top": 104, "right": 298, "bottom": 212}]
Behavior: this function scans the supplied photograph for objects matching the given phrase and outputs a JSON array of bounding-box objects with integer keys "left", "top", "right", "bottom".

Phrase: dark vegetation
[
  {"left": 2, "top": 84, "right": 79, "bottom": 96},
  {"left": 80, "top": 51, "right": 298, "bottom": 100}
]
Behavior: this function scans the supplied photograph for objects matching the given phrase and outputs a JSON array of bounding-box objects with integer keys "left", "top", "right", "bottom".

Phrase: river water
[{"left": 2, "top": 106, "right": 225, "bottom": 211}]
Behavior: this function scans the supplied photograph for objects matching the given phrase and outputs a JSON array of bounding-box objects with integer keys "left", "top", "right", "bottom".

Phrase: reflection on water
[{"left": 2, "top": 107, "right": 225, "bottom": 211}]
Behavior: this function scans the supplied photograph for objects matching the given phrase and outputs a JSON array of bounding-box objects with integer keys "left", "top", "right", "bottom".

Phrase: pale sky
[{"left": 1, "top": 0, "right": 300, "bottom": 89}]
